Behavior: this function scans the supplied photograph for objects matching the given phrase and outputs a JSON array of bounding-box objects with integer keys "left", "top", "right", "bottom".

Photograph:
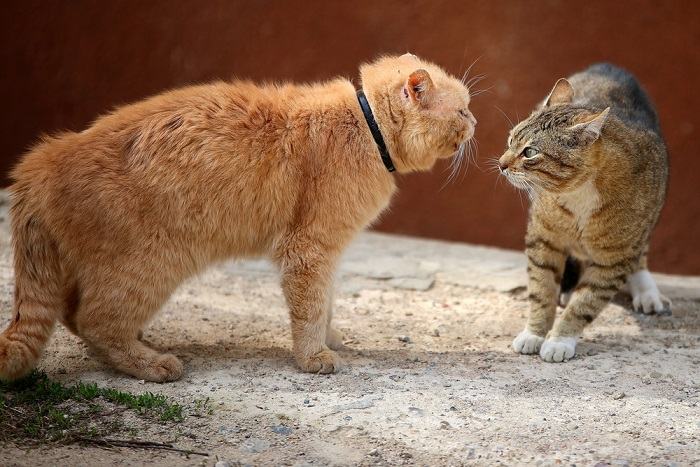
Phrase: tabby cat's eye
[{"left": 522, "top": 147, "right": 539, "bottom": 159}]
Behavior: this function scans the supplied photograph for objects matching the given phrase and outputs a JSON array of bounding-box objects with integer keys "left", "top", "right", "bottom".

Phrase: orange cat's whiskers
[
  {"left": 469, "top": 138, "right": 480, "bottom": 168},
  {"left": 470, "top": 85, "right": 495, "bottom": 98},
  {"left": 460, "top": 56, "right": 482, "bottom": 87},
  {"left": 465, "top": 72, "right": 485, "bottom": 88},
  {"left": 441, "top": 140, "right": 470, "bottom": 190}
]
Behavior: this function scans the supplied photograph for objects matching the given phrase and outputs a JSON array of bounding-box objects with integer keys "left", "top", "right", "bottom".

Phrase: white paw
[
  {"left": 540, "top": 336, "right": 577, "bottom": 363},
  {"left": 633, "top": 290, "right": 672, "bottom": 314},
  {"left": 628, "top": 270, "right": 672, "bottom": 315},
  {"left": 559, "top": 291, "right": 572, "bottom": 307},
  {"left": 512, "top": 328, "right": 545, "bottom": 354}
]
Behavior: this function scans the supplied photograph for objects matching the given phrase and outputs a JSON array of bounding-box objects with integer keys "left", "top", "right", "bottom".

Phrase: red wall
[{"left": 1, "top": 1, "right": 698, "bottom": 273}]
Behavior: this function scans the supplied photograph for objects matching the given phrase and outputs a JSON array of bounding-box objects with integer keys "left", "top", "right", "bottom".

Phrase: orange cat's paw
[
  {"left": 140, "top": 353, "right": 184, "bottom": 382},
  {"left": 297, "top": 348, "right": 341, "bottom": 374},
  {"left": 325, "top": 327, "right": 346, "bottom": 350}
]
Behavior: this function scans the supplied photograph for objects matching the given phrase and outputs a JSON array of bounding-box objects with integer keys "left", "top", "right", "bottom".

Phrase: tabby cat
[
  {"left": 0, "top": 53, "right": 475, "bottom": 381},
  {"left": 499, "top": 63, "right": 669, "bottom": 362}
]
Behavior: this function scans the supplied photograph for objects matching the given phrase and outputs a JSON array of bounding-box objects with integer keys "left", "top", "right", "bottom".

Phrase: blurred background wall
[{"left": 1, "top": 0, "right": 698, "bottom": 274}]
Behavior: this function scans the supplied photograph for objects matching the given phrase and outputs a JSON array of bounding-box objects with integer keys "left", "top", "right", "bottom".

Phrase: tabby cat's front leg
[
  {"left": 276, "top": 238, "right": 342, "bottom": 374},
  {"left": 513, "top": 237, "right": 566, "bottom": 355},
  {"left": 541, "top": 258, "right": 631, "bottom": 362}
]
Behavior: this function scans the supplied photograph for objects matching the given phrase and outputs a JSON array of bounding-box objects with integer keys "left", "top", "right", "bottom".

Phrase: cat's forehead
[{"left": 510, "top": 107, "right": 583, "bottom": 144}]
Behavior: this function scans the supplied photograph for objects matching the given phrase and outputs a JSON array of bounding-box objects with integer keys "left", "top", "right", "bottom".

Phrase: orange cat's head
[{"left": 359, "top": 53, "right": 476, "bottom": 173}]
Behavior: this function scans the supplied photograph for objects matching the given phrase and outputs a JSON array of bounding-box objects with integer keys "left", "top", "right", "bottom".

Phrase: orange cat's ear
[
  {"left": 404, "top": 69, "right": 434, "bottom": 105},
  {"left": 544, "top": 78, "right": 574, "bottom": 107},
  {"left": 568, "top": 107, "right": 610, "bottom": 143}
]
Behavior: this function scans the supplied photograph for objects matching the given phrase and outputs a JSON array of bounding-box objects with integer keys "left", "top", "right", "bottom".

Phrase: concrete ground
[{"left": 0, "top": 192, "right": 698, "bottom": 466}]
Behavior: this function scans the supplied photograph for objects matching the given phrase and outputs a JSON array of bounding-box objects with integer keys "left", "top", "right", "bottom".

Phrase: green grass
[
  {"left": 192, "top": 397, "right": 214, "bottom": 417},
  {"left": 0, "top": 370, "right": 185, "bottom": 445}
]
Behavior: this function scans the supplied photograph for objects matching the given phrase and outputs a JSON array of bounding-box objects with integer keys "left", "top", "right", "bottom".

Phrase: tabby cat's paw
[
  {"left": 559, "top": 291, "right": 572, "bottom": 307},
  {"left": 632, "top": 289, "right": 672, "bottom": 315},
  {"left": 296, "top": 348, "right": 341, "bottom": 374},
  {"left": 540, "top": 336, "right": 577, "bottom": 363},
  {"left": 512, "top": 328, "right": 545, "bottom": 354},
  {"left": 628, "top": 269, "right": 672, "bottom": 315}
]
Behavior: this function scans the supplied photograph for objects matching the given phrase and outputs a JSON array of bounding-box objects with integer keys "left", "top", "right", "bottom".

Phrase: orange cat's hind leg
[{"left": 74, "top": 286, "right": 183, "bottom": 382}]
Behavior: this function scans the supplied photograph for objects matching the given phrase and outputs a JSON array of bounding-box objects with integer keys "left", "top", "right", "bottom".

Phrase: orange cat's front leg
[{"left": 276, "top": 240, "right": 342, "bottom": 374}]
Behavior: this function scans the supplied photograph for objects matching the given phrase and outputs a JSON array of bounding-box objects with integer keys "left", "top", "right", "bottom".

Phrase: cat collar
[{"left": 356, "top": 89, "right": 396, "bottom": 172}]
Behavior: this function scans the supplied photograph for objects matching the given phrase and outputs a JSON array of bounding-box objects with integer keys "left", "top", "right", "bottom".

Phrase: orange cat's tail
[{"left": 0, "top": 208, "right": 64, "bottom": 381}]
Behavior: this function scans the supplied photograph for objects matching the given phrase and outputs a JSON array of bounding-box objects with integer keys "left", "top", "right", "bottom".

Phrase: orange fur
[{"left": 0, "top": 54, "right": 474, "bottom": 381}]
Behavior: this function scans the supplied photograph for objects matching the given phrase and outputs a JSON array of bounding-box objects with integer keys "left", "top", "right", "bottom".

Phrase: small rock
[
  {"left": 612, "top": 392, "right": 626, "bottom": 400},
  {"left": 328, "top": 397, "right": 376, "bottom": 414},
  {"left": 368, "top": 448, "right": 380, "bottom": 457},
  {"left": 399, "top": 452, "right": 413, "bottom": 459},
  {"left": 240, "top": 437, "right": 270, "bottom": 453},
  {"left": 398, "top": 335, "right": 411, "bottom": 343},
  {"left": 271, "top": 425, "right": 293, "bottom": 436},
  {"left": 440, "top": 420, "right": 452, "bottom": 430},
  {"left": 215, "top": 461, "right": 231, "bottom": 467}
]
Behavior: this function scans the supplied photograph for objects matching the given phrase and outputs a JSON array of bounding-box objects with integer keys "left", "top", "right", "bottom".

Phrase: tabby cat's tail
[{"left": 0, "top": 208, "right": 63, "bottom": 381}]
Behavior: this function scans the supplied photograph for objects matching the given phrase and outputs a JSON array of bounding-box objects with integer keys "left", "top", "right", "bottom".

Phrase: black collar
[{"left": 356, "top": 89, "right": 396, "bottom": 172}]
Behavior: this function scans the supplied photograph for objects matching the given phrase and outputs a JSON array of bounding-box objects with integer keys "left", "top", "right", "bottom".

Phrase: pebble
[
  {"left": 215, "top": 462, "right": 231, "bottom": 467},
  {"left": 398, "top": 335, "right": 411, "bottom": 343},
  {"left": 368, "top": 448, "right": 380, "bottom": 457},
  {"left": 271, "top": 425, "right": 293, "bottom": 435},
  {"left": 240, "top": 437, "right": 270, "bottom": 453},
  {"left": 612, "top": 392, "right": 626, "bottom": 400}
]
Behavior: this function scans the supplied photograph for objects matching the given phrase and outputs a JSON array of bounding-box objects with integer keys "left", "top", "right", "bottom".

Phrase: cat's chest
[{"left": 555, "top": 179, "right": 602, "bottom": 231}]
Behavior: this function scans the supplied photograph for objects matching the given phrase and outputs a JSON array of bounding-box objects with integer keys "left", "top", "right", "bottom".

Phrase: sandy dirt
[{"left": 0, "top": 193, "right": 698, "bottom": 466}]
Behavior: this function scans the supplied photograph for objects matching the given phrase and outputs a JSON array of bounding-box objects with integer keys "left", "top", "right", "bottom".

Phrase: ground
[{"left": 0, "top": 192, "right": 698, "bottom": 466}]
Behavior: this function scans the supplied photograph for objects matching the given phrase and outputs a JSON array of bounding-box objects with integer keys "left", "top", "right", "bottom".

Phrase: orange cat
[{"left": 0, "top": 54, "right": 475, "bottom": 382}]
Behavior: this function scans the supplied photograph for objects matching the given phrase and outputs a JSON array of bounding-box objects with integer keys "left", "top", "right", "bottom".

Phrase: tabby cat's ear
[
  {"left": 404, "top": 69, "right": 434, "bottom": 105},
  {"left": 544, "top": 78, "right": 574, "bottom": 107},
  {"left": 568, "top": 107, "right": 610, "bottom": 144}
]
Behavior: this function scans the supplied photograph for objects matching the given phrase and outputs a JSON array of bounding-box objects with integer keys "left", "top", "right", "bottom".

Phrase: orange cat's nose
[{"left": 467, "top": 111, "right": 477, "bottom": 127}]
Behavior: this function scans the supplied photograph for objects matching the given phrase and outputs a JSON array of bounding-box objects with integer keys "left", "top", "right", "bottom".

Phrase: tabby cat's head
[
  {"left": 498, "top": 78, "right": 610, "bottom": 194},
  {"left": 360, "top": 53, "right": 476, "bottom": 173}
]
